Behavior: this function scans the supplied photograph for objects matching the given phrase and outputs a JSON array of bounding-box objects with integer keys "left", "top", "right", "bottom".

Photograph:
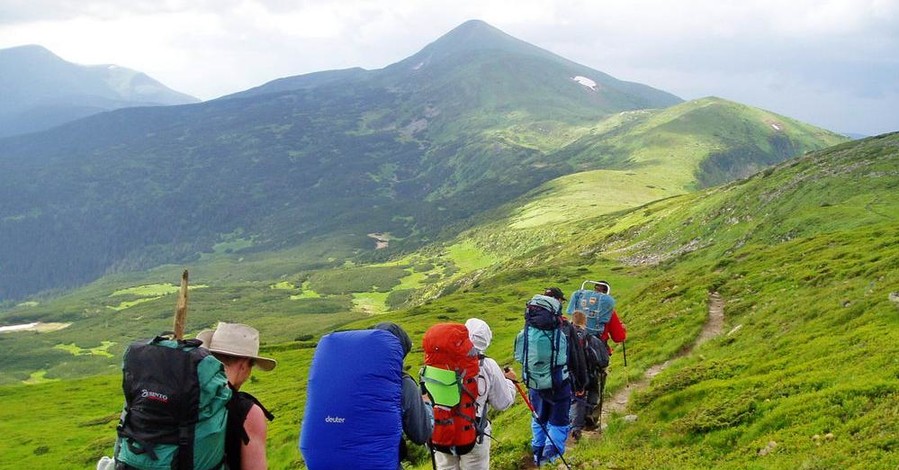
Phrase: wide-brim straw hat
[{"left": 196, "top": 322, "right": 277, "bottom": 371}]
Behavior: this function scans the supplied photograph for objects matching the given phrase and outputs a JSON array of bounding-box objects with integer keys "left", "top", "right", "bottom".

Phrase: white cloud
[{"left": 0, "top": 0, "right": 897, "bottom": 133}]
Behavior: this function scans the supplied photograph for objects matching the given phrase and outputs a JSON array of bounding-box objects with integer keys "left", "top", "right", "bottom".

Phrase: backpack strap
[
  {"left": 522, "top": 323, "right": 531, "bottom": 388},
  {"left": 549, "top": 328, "right": 559, "bottom": 389},
  {"left": 225, "top": 389, "right": 275, "bottom": 468},
  {"left": 177, "top": 423, "right": 194, "bottom": 470}
]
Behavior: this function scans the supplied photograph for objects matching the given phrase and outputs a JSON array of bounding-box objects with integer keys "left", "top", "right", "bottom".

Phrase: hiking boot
[{"left": 566, "top": 429, "right": 582, "bottom": 447}]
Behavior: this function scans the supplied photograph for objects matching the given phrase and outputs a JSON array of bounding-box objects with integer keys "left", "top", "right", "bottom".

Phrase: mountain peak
[
  {"left": 0, "top": 44, "right": 198, "bottom": 138},
  {"left": 0, "top": 44, "right": 60, "bottom": 61},
  {"left": 444, "top": 19, "right": 509, "bottom": 42},
  {"left": 403, "top": 19, "right": 542, "bottom": 64}
]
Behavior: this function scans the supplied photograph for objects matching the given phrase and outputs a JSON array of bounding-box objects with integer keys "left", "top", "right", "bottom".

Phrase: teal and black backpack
[
  {"left": 115, "top": 335, "right": 232, "bottom": 470},
  {"left": 514, "top": 295, "right": 569, "bottom": 390}
]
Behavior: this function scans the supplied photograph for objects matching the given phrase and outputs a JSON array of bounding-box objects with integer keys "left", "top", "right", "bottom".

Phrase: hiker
[
  {"left": 593, "top": 281, "right": 627, "bottom": 356},
  {"left": 567, "top": 311, "right": 608, "bottom": 442},
  {"left": 197, "top": 322, "right": 277, "bottom": 470},
  {"left": 374, "top": 321, "right": 435, "bottom": 459},
  {"left": 514, "top": 287, "right": 576, "bottom": 467},
  {"left": 431, "top": 318, "right": 518, "bottom": 470},
  {"left": 113, "top": 330, "right": 233, "bottom": 470},
  {"left": 301, "top": 322, "right": 433, "bottom": 469}
]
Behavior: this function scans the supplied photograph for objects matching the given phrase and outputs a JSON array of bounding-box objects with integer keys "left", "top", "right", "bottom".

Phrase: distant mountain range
[
  {"left": 0, "top": 20, "right": 845, "bottom": 301},
  {"left": 0, "top": 44, "right": 198, "bottom": 138}
]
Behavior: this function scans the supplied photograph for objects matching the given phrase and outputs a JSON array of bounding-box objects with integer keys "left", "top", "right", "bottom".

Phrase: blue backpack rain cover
[
  {"left": 300, "top": 329, "right": 405, "bottom": 470},
  {"left": 566, "top": 290, "right": 615, "bottom": 335}
]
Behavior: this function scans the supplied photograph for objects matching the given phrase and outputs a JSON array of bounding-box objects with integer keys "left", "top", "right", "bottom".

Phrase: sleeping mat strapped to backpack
[{"left": 300, "top": 329, "right": 405, "bottom": 469}]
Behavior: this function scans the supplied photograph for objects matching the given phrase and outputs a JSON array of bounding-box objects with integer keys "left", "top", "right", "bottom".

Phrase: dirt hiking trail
[
  {"left": 517, "top": 292, "right": 725, "bottom": 469},
  {"left": 598, "top": 291, "right": 725, "bottom": 423}
]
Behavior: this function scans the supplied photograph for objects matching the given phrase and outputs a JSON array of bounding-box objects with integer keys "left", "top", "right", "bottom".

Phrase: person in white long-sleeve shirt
[{"left": 434, "top": 318, "right": 518, "bottom": 470}]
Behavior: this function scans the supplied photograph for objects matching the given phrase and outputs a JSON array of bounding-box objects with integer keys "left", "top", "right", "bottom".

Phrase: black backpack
[
  {"left": 576, "top": 327, "right": 608, "bottom": 385},
  {"left": 115, "top": 336, "right": 232, "bottom": 470},
  {"left": 562, "top": 321, "right": 588, "bottom": 393}
]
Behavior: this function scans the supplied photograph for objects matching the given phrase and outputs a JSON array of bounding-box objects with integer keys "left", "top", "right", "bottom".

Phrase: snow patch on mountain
[{"left": 572, "top": 75, "right": 597, "bottom": 91}]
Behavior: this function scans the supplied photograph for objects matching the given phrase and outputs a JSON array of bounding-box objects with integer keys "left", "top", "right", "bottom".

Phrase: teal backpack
[
  {"left": 514, "top": 295, "right": 569, "bottom": 390},
  {"left": 115, "top": 336, "right": 232, "bottom": 470}
]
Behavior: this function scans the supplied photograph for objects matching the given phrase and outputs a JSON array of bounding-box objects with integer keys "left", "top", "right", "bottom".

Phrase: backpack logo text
[{"left": 140, "top": 389, "right": 169, "bottom": 403}]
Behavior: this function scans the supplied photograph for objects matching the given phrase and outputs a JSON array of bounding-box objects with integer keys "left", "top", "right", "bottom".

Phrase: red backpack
[{"left": 421, "top": 323, "right": 481, "bottom": 455}]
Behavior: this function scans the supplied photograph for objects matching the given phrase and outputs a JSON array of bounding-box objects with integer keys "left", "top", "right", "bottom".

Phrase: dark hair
[
  {"left": 373, "top": 322, "right": 412, "bottom": 357},
  {"left": 544, "top": 287, "right": 566, "bottom": 301}
]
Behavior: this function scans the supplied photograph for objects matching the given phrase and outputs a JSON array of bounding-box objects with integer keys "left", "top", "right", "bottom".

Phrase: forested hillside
[{"left": 0, "top": 21, "right": 844, "bottom": 302}]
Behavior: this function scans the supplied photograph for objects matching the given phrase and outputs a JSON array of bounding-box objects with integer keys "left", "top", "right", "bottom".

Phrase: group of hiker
[
  {"left": 513, "top": 281, "right": 626, "bottom": 467},
  {"left": 102, "top": 279, "right": 625, "bottom": 469},
  {"left": 298, "top": 279, "right": 626, "bottom": 469}
]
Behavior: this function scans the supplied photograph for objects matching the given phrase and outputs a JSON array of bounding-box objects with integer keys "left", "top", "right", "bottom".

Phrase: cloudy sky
[{"left": 1, "top": 0, "right": 897, "bottom": 135}]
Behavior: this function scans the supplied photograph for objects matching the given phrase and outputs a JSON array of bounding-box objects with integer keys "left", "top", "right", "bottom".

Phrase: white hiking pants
[{"left": 433, "top": 422, "right": 493, "bottom": 470}]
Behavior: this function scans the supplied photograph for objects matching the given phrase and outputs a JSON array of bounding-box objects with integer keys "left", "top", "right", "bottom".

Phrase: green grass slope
[
  {"left": 533, "top": 132, "right": 899, "bottom": 468},
  {"left": 554, "top": 97, "right": 847, "bottom": 190},
  {"left": 0, "top": 127, "right": 893, "bottom": 468}
]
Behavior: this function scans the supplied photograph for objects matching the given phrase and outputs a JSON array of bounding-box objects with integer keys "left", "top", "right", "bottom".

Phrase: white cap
[{"left": 465, "top": 318, "right": 492, "bottom": 352}]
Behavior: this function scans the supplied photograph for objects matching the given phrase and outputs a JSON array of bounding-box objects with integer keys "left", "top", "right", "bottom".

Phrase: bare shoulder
[{"left": 245, "top": 404, "right": 268, "bottom": 434}]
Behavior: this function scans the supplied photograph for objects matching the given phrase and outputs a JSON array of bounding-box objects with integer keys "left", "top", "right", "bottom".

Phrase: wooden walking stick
[{"left": 172, "top": 270, "right": 189, "bottom": 340}]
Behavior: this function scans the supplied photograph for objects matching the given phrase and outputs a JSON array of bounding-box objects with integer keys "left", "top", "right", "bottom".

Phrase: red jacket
[{"left": 600, "top": 311, "right": 626, "bottom": 354}]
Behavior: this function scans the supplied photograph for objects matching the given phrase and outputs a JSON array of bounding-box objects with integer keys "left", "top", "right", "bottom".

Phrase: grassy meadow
[{"left": 0, "top": 133, "right": 896, "bottom": 469}]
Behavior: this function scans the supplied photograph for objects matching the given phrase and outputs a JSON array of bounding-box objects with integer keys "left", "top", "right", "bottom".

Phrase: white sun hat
[{"left": 196, "top": 322, "right": 277, "bottom": 371}]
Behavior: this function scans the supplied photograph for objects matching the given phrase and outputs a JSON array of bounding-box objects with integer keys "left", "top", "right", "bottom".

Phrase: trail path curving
[
  {"left": 517, "top": 293, "right": 725, "bottom": 469},
  {"left": 596, "top": 291, "right": 725, "bottom": 423}
]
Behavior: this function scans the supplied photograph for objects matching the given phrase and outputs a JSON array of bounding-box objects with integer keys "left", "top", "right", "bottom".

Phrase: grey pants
[{"left": 569, "top": 383, "right": 600, "bottom": 431}]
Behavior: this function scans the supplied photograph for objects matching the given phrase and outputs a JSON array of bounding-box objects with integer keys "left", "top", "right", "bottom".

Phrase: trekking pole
[
  {"left": 622, "top": 340, "right": 629, "bottom": 387},
  {"left": 428, "top": 441, "right": 437, "bottom": 470},
  {"left": 597, "top": 369, "right": 607, "bottom": 431},
  {"left": 172, "top": 270, "right": 189, "bottom": 340},
  {"left": 510, "top": 379, "right": 572, "bottom": 470}
]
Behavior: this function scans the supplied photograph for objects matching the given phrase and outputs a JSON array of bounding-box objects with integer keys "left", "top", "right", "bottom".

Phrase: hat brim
[{"left": 196, "top": 329, "right": 277, "bottom": 371}]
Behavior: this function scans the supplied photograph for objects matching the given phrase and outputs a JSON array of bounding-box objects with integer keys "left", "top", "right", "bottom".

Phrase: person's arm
[
  {"left": 600, "top": 311, "right": 627, "bottom": 344},
  {"left": 566, "top": 290, "right": 580, "bottom": 315},
  {"left": 607, "top": 311, "right": 626, "bottom": 343},
  {"left": 401, "top": 375, "right": 434, "bottom": 445},
  {"left": 240, "top": 404, "right": 268, "bottom": 470},
  {"left": 484, "top": 359, "right": 516, "bottom": 411}
]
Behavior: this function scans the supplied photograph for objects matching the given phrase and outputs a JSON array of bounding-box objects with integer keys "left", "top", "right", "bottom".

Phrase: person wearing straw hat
[{"left": 198, "top": 322, "right": 277, "bottom": 470}]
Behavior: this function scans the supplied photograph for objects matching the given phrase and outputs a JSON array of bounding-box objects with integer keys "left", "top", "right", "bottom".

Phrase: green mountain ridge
[{"left": 0, "top": 131, "right": 895, "bottom": 469}]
